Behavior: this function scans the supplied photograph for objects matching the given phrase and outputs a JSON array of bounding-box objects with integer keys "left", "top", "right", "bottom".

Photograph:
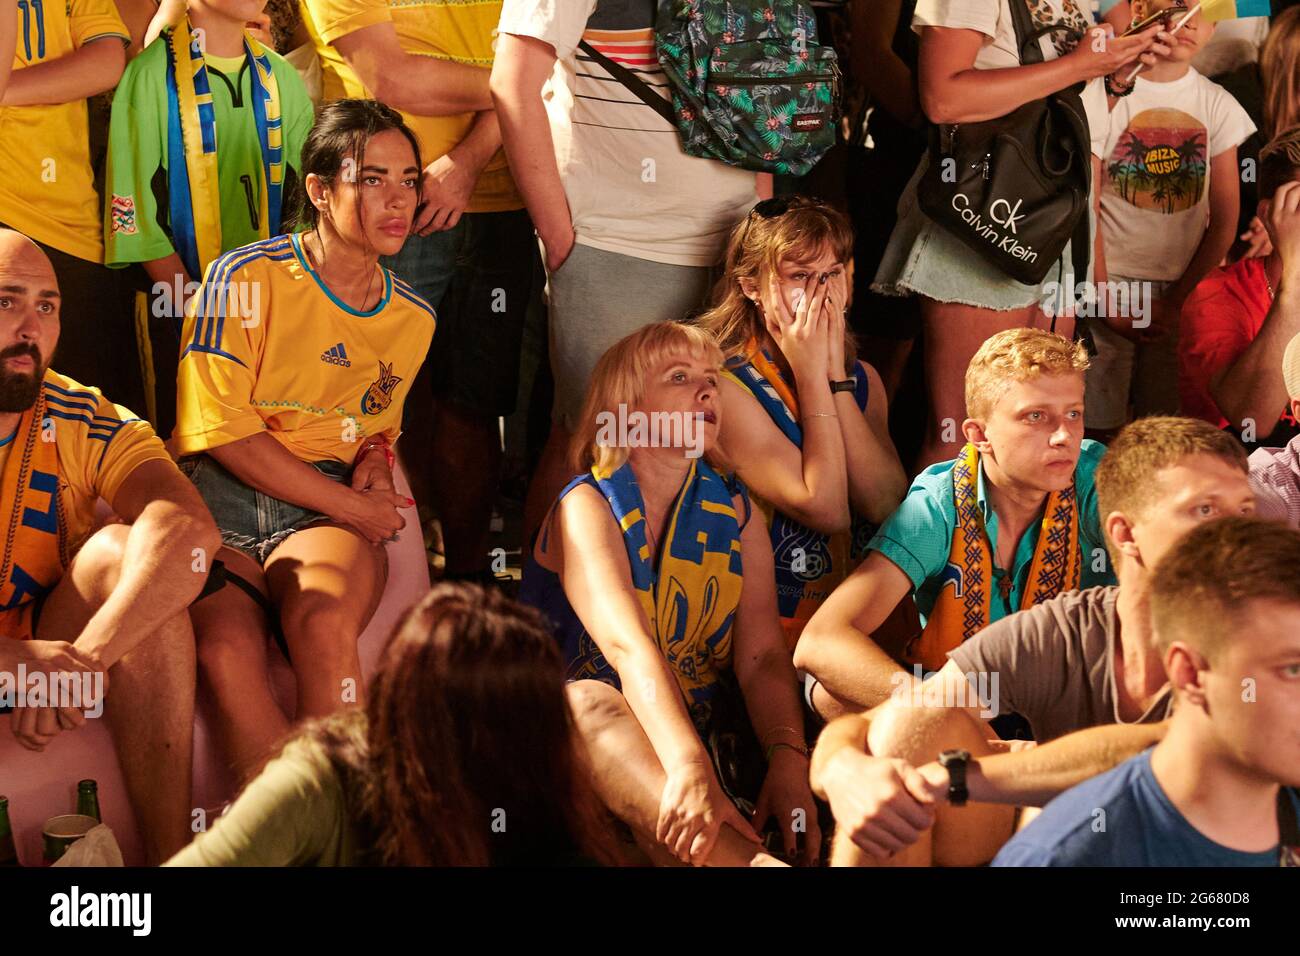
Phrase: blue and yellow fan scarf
[
  {"left": 722, "top": 342, "right": 872, "bottom": 651},
  {"left": 566, "top": 458, "right": 746, "bottom": 724},
  {"left": 0, "top": 392, "right": 69, "bottom": 627},
  {"left": 908, "top": 442, "right": 1080, "bottom": 671},
  {"left": 163, "top": 17, "right": 284, "bottom": 280}
]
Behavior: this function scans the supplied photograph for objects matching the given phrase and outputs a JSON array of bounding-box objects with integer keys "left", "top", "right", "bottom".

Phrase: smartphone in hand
[{"left": 1120, "top": 8, "right": 1178, "bottom": 36}]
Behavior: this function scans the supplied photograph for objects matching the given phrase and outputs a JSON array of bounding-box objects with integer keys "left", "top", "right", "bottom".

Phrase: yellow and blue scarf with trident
[
  {"left": 563, "top": 459, "right": 747, "bottom": 727},
  {"left": 908, "top": 442, "right": 1080, "bottom": 671},
  {"left": 163, "top": 18, "right": 284, "bottom": 281},
  {"left": 0, "top": 393, "right": 69, "bottom": 627}
]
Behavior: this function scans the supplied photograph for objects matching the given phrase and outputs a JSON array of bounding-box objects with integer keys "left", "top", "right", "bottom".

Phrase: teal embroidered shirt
[{"left": 868, "top": 439, "right": 1115, "bottom": 628}]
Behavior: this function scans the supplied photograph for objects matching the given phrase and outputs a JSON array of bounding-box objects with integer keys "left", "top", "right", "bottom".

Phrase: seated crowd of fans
[{"left": 0, "top": 0, "right": 1297, "bottom": 867}]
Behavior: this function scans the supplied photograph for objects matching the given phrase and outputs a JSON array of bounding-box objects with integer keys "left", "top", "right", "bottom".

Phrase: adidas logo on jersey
[{"left": 321, "top": 343, "right": 351, "bottom": 367}]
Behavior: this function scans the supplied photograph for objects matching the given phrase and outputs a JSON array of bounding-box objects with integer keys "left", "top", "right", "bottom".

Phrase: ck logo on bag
[
  {"left": 950, "top": 193, "right": 1041, "bottom": 266},
  {"left": 990, "top": 198, "right": 1026, "bottom": 233}
]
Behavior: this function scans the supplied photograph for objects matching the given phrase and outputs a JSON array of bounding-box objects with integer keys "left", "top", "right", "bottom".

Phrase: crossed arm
[
  {"left": 332, "top": 22, "right": 492, "bottom": 116},
  {"left": 809, "top": 660, "right": 1168, "bottom": 859},
  {"left": 793, "top": 550, "right": 916, "bottom": 710}
]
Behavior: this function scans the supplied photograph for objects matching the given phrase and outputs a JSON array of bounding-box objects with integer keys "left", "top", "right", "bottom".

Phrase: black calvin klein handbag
[{"left": 917, "top": 0, "right": 1093, "bottom": 286}]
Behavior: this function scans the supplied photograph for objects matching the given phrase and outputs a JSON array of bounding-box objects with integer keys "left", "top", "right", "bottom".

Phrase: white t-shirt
[
  {"left": 1099, "top": 68, "right": 1255, "bottom": 281},
  {"left": 496, "top": 0, "right": 759, "bottom": 268},
  {"left": 912, "top": 0, "right": 1109, "bottom": 158}
]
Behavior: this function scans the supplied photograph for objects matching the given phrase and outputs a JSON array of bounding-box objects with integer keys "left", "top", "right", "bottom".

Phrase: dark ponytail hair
[{"left": 289, "top": 98, "right": 424, "bottom": 233}]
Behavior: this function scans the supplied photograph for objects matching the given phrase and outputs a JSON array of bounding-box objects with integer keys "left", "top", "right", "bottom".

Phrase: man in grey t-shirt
[
  {"left": 810, "top": 417, "right": 1255, "bottom": 866},
  {"left": 947, "top": 586, "right": 1171, "bottom": 744}
]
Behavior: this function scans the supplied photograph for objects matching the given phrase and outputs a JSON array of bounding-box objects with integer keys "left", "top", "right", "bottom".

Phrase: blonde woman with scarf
[{"left": 519, "top": 322, "right": 820, "bottom": 867}]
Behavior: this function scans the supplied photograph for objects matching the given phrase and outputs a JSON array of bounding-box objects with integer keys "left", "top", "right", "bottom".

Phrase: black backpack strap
[
  {"left": 1009, "top": 0, "right": 1093, "bottom": 289},
  {"left": 577, "top": 40, "right": 677, "bottom": 127}
]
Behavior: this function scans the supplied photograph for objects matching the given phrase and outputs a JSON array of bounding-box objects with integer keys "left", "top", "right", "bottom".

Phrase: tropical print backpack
[{"left": 581, "top": 1, "right": 839, "bottom": 176}]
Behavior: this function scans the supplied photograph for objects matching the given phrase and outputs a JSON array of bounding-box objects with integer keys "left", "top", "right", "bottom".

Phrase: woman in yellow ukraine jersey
[{"left": 174, "top": 99, "right": 436, "bottom": 778}]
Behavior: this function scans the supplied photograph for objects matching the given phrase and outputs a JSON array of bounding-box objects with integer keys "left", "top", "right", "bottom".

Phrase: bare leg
[
  {"left": 857, "top": 335, "right": 915, "bottom": 404},
  {"left": 431, "top": 399, "right": 502, "bottom": 577},
  {"left": 566, "top": 680, "right": 784, "bottom": 867},
  {"left": 265, "top": 524, "right": 387, "bottom": 720},
  {"left": 36, "top": 524, "right": 196, "bottom": 864},
  {"left": 855, "top": 703, "right": 1013, "bottom": 867},
  {"left": 191, "top": 546, "right": 290, "bottom": 780},
  {"left": 916, "top": 300, "right": 1040, "bottom": 470}
]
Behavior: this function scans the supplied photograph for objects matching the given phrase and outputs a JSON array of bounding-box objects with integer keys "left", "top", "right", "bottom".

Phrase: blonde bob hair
[
  {"left": 569, "top": 322, "right": 724, "bottom": 475},
  {"left": 695, "top": 196, "right": 856, "bottom": 372}
]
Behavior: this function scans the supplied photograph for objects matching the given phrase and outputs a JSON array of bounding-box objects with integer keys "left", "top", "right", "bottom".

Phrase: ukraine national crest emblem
[{"left": 361, "top": 360, "right": 401, "bottom": 416}]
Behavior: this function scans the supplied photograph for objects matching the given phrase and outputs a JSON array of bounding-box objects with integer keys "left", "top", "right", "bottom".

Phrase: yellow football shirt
[
  {"left": 41, "top": 369, "right": 174, "bottom": 549},
  {"left": 174, "top": 233, "right": 436, "bottom": 464},
  {"left": 0, "top": 0, "right": 129, "bottom": 262},
  {"left": 298, "top": 0, "right": 521, "bottom": 213}
]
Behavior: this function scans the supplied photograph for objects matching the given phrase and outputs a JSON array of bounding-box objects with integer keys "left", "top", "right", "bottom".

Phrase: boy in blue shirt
[{"left": 995, "top": 516, "right": 1300, "bottom": 867}]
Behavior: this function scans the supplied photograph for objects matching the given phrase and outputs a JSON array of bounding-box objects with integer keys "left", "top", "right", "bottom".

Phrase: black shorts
[{"left": 382, "top": 209, "right": 541, "bottom": 418}]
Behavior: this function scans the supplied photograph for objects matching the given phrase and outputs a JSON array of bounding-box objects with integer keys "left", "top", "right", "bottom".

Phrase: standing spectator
[
  {"left": 1086, "top": 0, "right": 1254, "bottom": 440},
  {"left": 104, "top": 0, "right": 314, "bottom": 438},
  {"left": 1214, "top": 6, "right": 1300, "bottom": 256},
  {"left": 0, "top": 0, "right": 147, "bottom": 414},
  {"left": 299, "top": 0, "right": 538, "bottom": 587},
  {"left": 1180, "top": 129, "right": 1300, "bottom": 447},
  {"left": 871, "top": 0, "right": 1167, "bottom": 468},
  {"left": 1260, "top": 5, "right": 1300, "bottom": 139},
  {"left": 852, "top": 0, "right": 925, "bottom": 431},
  {"left": 491, "top": 0, "right": 769, "bottom": 542}
]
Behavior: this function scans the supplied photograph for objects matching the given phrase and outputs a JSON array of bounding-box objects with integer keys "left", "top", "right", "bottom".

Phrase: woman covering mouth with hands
[{"left": 696, "top": 198, "right": 908, "bottom": 721}]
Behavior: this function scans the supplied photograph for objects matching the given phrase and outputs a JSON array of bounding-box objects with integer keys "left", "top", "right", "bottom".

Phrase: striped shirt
[{"left": 497, "top": 0, "right": 758, "bottom": 267}]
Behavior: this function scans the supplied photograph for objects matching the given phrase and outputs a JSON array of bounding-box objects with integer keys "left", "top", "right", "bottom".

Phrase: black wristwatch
[
  {"left": 829, "top": 378, "right": 856, "bottom": 394},
  {"left": 938, "top": 749, "right": 971, "bottom": 807}
]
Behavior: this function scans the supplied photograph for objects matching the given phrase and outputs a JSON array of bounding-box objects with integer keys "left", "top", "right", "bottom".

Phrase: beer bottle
[
  {"left": 76, "top": 780, "right": 101, "bottom": 823},
  {"left": 0, "top": 795, "right": 20, "bottom": 866}
]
